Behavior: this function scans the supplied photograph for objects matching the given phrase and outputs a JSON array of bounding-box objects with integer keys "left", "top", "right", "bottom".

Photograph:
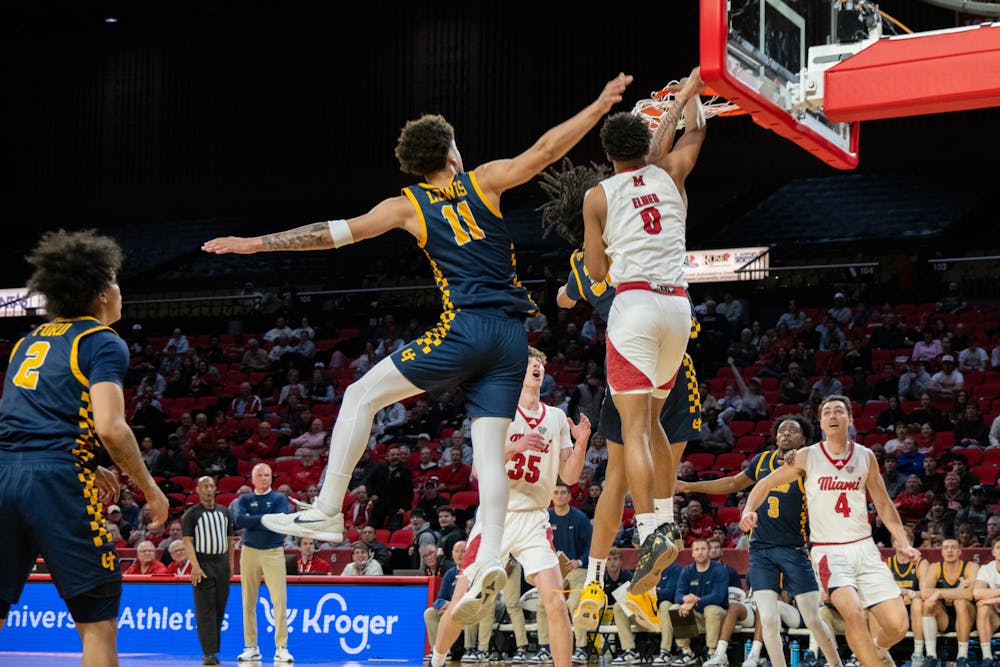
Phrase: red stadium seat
[
  {"left": 734, "top": 436, "right": 766, "bottom": 455},
  {"left": 684, "top": 453, "right": 715, "bottom": 469},
  {"left": 388, "top": 528, "right": 414, "bottom": 549},
  {"left": 217, "top": 475, "right": 246, "bottom": 493},
  {"left": 715, "top": 452, "right": 747, "bottom": 472},
  {"left": 952, "top": 448, "right": 983, "bottom": 466},
  {"left": 728, "top": 421, "right": 754, "bottom": 438},
  {"left": 983, "top": 449, "right": 1000, "bottom": 466},
  {"left": 715, "top": 507, "right": 742, "bottom": 526},
  {"left": 449, "top": 491, "right": 480, "bottom": 511}
]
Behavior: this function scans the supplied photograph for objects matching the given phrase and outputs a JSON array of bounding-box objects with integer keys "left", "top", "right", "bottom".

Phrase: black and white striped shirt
[{"left": 182, "top": 503, "right": 234, "bottom": 556}]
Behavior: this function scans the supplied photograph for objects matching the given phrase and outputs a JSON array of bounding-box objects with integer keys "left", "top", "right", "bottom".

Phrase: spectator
[
  {"left": 290, "top": 418, "right": 328, "bottom": 454},
  {"left": 341, "top": 541, "right": 384, "bottom": 576},
  {"left": 956, "top": 522, "right": 982, "bottom": 548},
  {"left": 911, "top": 330, "right": 943, "bottom": 364},
  {"left": 873, "top": 363, "right": 901, "bottom": 402},
  {"left": 359, "top": 525, "right": 391, "bottom": 571},
  {"left": 846, "top": 366, "right": 874, "bottom": 404},
  {"left": 893, "top": 475, "right": 931, "bottom": 526},
  {"left": 916, "top": 495, "right": 954, "bottom": 548},
  {"left": 955, "top": 485, "right": 997, "bottom": 543},
  {"left": 240, "top": 421, "right": 280, "bottom": 461},
  {"left": 436, "top": 506, "right": 465, "bottom": 558},
  {"left": 579, "top": 483, "right": 602, "bottom": 520},
  {"left": 728, "top": 329, "right": 758, "bottom": 368},
  {"left": 416, "top": 479, "right": 449, "bottom": 523},
  {"left": 989, "top": 413, "right": 1000, "bottom": 449},
  {"left": 365, "top": 445, "right": 414, "bottom": 531},
  {"left": 289, "top": 448, "right": 324, "bottom": 491},
  {"left": 779, "top": 362, "right": 810, "bottom": 405},
  {"left": 267, "top": 334, "right": 296, "bottom": 368},
  {"left": 776, "top": 299, "right": 806, "bottom": 331},
  {"left": 125, "top": 540, "right": 168, "bottom": 575},
  {"left": 373, "top": 401, "right": 406, "bottom": 442},
  {"left": 165, "top": 539, "right": 192, "bottom": 576},
  {"left": 816, "top": 314, "right": 846, "bottom": 351},
  {"left": 584, "top": 432, "right": 609, "bottom": 479},
  {"left": 439, "top": 431, "right": 474, "bottom": 466},
  {"left": 306, "top": 364, "right": 335, "bottom": 404},
  {"left": 921, "top": 456, "right": 946, "bottom": 495},
  {"left": 928, "top": 355, "right": 964, "bottom": 402},
  {"left": 418, "top": 542, "right": 447, "bottom": 577},
  {"left": 229, "top": 382, "right": 263, "bottom": 419},
  {"left": 909, "top": 393, "right": 946, "bottom": 433},
  {"left": 899, "top": 359, "right": 932, "bottom": 402},
  {"left": 137, "top": 364, "right": 168, "bottom": 400},
  {"left": 683, "top": 499, "right": 715, "bottom": 546},
  {"left": 295, "top": 537, "right": 332, "bottom": 574},
  {"left": 438, "top": 444, "right": 473, "bottom": 495},
  {"left": 153, "top": 434, "right": 189, "bottom": 478},
  {"left": 241, "top": 339, "right": 269, "bottom": 372},
  {"left": 264, "top": 316, "right": 294, "bottom": 343},
  {"left": 810, "top": 368, "right": 844, "bottom": 404},
  {"left": 916, "top": 423, "right": 940, "bottom": 456},
  {"left": 408, "top": 508, "right": 440, "bottom": 568},
  {"left": 571, "top": 370, "right": 605, "bottom": 427},
  {"left": 883, "top": 454, "right": 906, "bottom": 498},
  {"left": 877, "top": 396, "right": 908, "bottom": 433},
  {"left": 294, "top": 330, "right": 316, "bottom": 363},
  {"left": 697, "top": 408, "right": 734, "bottom": 453},
  {"left": 725, "top": 357, "right": 768, "bottom": 421},
  {"left": 828, "top": 292, "right": 852, "bottom": 326},
  {"left": 955, "top": 404, "right": 989, "bottom": 448},
  {"left": 870, "top": 312, "right": 907, "bottom": 350},
  {"left": 938, "top": 281, "right": 968, "bottom": 314},
  {"left": 717, "top": 292, "right": 744, "bottom": 328},
  {"left": 162, "top": 328, "right": 190, "bottom": 355},
  {"left": 200, "top": 438, "right": 238, "bottom": 478},
  {"left": 896, "top": 437, "right": 924, "bottom": 476}
]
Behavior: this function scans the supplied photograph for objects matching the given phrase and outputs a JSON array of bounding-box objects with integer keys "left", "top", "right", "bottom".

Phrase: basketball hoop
[{"left": 632, "top": 83, "right": 745, "bottom": 131}]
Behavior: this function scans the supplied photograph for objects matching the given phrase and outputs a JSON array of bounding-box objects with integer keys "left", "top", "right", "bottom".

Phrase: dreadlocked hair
[{"left": 535, "top": 157, "right": 610, "bottom": 248}]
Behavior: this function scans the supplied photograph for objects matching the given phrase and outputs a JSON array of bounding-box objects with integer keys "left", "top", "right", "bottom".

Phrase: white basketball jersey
[
  {"left": 803, "top": 441, "right": 872, "bottom": 544},
  {"left": 505, "top": 403, "right": 572, "bottom": 511},
  {"left": 600, "top": 164, "right": 687, "bottom": 287}
]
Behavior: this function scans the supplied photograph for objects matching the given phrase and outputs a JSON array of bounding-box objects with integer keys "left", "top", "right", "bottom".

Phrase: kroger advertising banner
[
  {"left": 683, "top": 247, "right": 769, "bottom": 283},
  {"left": 4, "top": 579, "right": 428, "bottom": 661}
]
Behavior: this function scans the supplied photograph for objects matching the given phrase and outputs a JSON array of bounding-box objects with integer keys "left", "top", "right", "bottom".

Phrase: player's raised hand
[
  {"left": 900, "top": 543, "right": 922, "bottom": 561},
  {"left": 144, "top": 485, "right": 171, "bottom": 532},
  {"left": 739, "top": 510, "right": 758, "bottom": 532},
  {"left": 202, "top": 236, "right": 259, "bottom": 255},
  {"left": 596, "top": 73, "right": 634, "bottom": 114},
  {"left": 569, "top": 414, "right": 591, "bottom": 444},
  {"left": 516, "top": 432, "right": 547, "bottom": 453},
  {"left": 676, "top": 479, "right": 690, "bottom": 491}
]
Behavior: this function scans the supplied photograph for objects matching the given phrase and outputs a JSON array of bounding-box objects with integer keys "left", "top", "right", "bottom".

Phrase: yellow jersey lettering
[
  {"left": 35, "top": 323, "right": 72, "bottom": 337},
  {"left": 773, "top": 483, "right": 791, "bottom": 493},
  {"left": 400, "top": 349, "right": 416, "bottom": 363},
  {"left": 12, "top": 341, "right": 51, "bottom": 390},
  {"left": 443, "top": 202, "right": 486, "bottom": 246}
]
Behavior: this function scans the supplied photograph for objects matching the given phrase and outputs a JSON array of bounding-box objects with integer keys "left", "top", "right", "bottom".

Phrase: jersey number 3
[
  {"left": 12, "top": 342, "right": 51, "bottom": 390},
  {"left": 508, "top": 453, "right": 541, "bottom": 483}
]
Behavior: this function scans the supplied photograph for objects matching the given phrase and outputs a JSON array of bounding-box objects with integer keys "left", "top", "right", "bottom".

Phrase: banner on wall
[
  {"left": 0, "top": 287, "right": 44, "bottom": 317},
  {"left": 2, "top": 579, "right": 428, "bottom": 661},
  {"left": 683, "top": 247, "right": 769, "bottom": 283}
]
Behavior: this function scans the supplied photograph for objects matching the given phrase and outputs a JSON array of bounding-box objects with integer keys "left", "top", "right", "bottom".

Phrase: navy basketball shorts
[
  {"left": 0, "top": 452, "right": 121, "bottom": 620},
  {"left": 748, "top": 545, "right": 819, "bottom": 597},
  {"left": 392, "top": 308, "right": 528, "bottom": 420},
  {"left": 598, "top": 352, "right": 702, "bottom": 444}
]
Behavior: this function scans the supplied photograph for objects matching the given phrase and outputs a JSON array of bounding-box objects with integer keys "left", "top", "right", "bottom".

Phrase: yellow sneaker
[
  {"left": 623, "top": 590, "right": 660, "bottom": 632},
  {"left": 573, "top": 580, "right": 607, "bottom": 631}
]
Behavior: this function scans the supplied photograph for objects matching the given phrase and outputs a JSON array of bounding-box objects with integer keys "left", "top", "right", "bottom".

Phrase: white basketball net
[{"left": 632, "top": 84, "right": 742, "bottom": 131}]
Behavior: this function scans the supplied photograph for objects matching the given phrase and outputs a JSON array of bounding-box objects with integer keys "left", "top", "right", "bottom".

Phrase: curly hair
[
  {"left": 26, "top": 229, "right": 122, "bottom": 318},
  {"left": 772, "top": 413, "right": 814, "bottom": 443},
  {"left": 535, "top": 158, "right": 610, "bottom": 248},
  {"left": 394, "top": 114, "right": 455, "bottom": 177},
  {"left": 599, "top": 111, "right": 651, "bottom": 162}
]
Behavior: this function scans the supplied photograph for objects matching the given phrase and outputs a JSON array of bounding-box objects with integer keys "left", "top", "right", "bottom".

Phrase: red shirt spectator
[
  {"left": 684, "top": 500, "right": 715, "bottom": 546},
  {"left": 437, "top": 446, "right": 472, "bottom": 494},
  {"left": 296, "top": 537, "right": 332, "bottom": 574},
  {"left": 240, "top": 422, "right": 280, "bottom": 460},
  {"left": 894, "top": 475, "right": 932, "bottom": 525},
  {"left": 290, "top": 450, "right": 324, "bottom": 491},
  {"left": 125, "top": 540, "right": 169, "bottom": 575},
  {"left": 343, "top": 487, "right": 374, "bottom": 529}
]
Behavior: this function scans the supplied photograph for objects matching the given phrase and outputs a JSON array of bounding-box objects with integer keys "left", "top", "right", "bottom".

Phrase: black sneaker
[
  {"left": 800, "top": 650, "right": 819, "bottom": 667},
  {"left": 630, "top": 529, "right": 678, "bottom": 595}
]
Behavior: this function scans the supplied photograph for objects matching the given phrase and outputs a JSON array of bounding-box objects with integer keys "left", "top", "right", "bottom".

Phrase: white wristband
[
  {"left": 693, "top": 95, "right": 706, "bottom": 130},
  {"left": 327, "top": 219, "right": 354, "bottom": 248}
]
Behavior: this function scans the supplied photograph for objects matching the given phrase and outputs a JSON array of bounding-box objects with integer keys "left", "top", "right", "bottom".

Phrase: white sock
[
  {"left": 980, "top": 641, "right": 990, "bottom": 659},
  {"left": 431, "top": 648, "right": 448, "bottom": 667},
  {"left": 913, "top": 640, "right": 924, "bottom": 656},
  {"left": 922, "top": 616, "right": 938, "bottom": 657},
  {"left": 470, "top": 417, "right": 512, "bottom": 564},
  {"left": 958, "top": 641, "right": 969, "bottom": 659},
  {"left": 808, "top": 633, "right": 818, "bottom": 654},
  {"left": 750, "top": 641, "right": 763, "bottom": 660},
  {"left": 586, "top": 558, "right": 606, "bottom": 586},
  {"left": 716, "top": 640, "right": 729, "bottom": 657},
  {"left": 636, "top": 513, "right": 657, "bottom": 544},
  {"left": 654, "top": 497, "right": 674, "bottom": 525}
]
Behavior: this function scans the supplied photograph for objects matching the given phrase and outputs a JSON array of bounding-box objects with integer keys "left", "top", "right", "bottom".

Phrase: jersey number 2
[
  {"left": 508, "top": 453, "right": 541, "bottom": 483},
  {"left": 12, "top": 342, "right": 51, "bottom": 390},
  {"left": 834, "top": 492, "right": 851, "bottom": 518}
]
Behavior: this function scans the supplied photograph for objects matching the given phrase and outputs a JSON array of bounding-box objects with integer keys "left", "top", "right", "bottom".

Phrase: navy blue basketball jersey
[
  {"left": 934, "top": 560, "right": 969, "bottom": 589},
  {"left": 887, "top": 555, "right": 921, "bottom": 603},
  {"left": 564, "top": 250, "right": 615, "bottom": 321},
  {"left": 0, "top": 318, "right": 128, "bottom": 460},
  {"left": 742, "top": 450, "right": 809, "bottom": 548},
  {"left": 402, "top": 173, "right": 536, "bottom": 317}
]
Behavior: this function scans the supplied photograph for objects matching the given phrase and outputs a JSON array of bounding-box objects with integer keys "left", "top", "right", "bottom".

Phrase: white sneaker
[
  {"left": 274, "top": 647, "right": 294, "bottom": 664},
  {"left": 261, "top": 501, "right": 344, "bottom": 542},
  {"left": 451, "top": 561, "right": 507, "bottom": 625},
  {"left": 742, "top": 659, "right": 760, "bottom": 667},
  {"left": 237, "top": 646, "right": 262, "bottom": 662},
  {"left": 704, "top": 655, "right": 730, "bottom": 667}
]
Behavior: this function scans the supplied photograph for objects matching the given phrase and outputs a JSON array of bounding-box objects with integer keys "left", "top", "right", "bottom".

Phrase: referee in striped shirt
[{"left": 182, "top": 475, "right": 235, "bottom": 666}]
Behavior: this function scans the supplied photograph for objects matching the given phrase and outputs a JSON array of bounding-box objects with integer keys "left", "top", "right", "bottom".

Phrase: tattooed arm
[{"left": 202, "top": 196, "right": 418, "bottom": 254}]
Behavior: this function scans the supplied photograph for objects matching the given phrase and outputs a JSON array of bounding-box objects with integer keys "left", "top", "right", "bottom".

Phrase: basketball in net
[{"left": 632, "top": 83, "right": 745, "bottom": 131}]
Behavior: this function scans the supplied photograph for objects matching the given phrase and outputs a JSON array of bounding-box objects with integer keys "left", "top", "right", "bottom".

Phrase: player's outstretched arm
[
  {"left": 866, "top": 449, "right": 919, "bottom": 559},
  {"left": 739, "top": 449, "right": 807, "bottom": 531},
  {"left": 582, "top": 187, "right": 610, "bottom": 282},
  {"left": 647, "top": 67, "right": 705, "bottom": 168},
  {"left": 556, "top": 284, "right": 578, "bottom": 309},
  {"left": 475, "top": 73, "right": 632, "bottom": 196},
  {"left": 203, "top": 196, "right": 414, "bottom": 254},
  {"left": 677, "top": 470, "right": 754, "bottom": 495}
]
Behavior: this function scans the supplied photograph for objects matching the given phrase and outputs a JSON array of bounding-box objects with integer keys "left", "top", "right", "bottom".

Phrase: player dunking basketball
[
  {"left": 428, "top": 347, "right": 590, "bottom": 667},
  {"left": 202, "top": 72, "right": 632, "bottom": 624},
  {"left": 582, "top": 67, "right": 706, "bottom": 595},
  {"left": 740, "top": 396, "right": 920, "bottom": 667},
  {"left": 537, "top": 158, "right": 702, "bottom": 631}
]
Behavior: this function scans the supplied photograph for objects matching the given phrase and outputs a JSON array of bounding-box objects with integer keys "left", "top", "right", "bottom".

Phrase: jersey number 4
[
  {"left": 12, "top": 342, "right": 51, "bottom": 390},
  {"left": 508, "top": 453, "right": 541, "bottom": 483},
  {"left": 834, "top": 492, "right": 851, "bottom": 518}
]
